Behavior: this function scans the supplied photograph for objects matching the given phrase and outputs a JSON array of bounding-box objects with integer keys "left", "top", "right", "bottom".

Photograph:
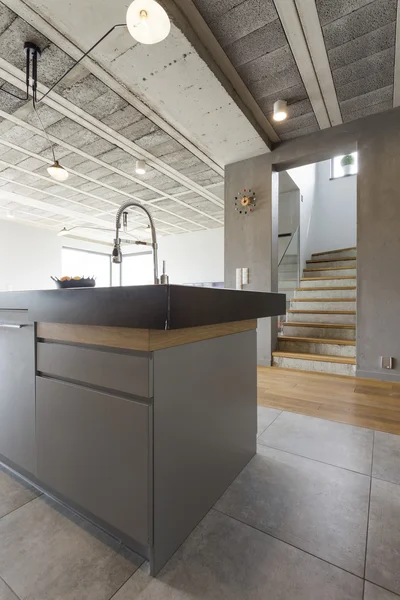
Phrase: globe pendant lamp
[
  {"left": 126, "top": 0, "right": 171, "bottom": 45},
  {"left": 47, "top": 160, "right": 69, "bottom": 182}
]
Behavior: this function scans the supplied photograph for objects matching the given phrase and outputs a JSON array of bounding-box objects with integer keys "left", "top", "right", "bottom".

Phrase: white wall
[
  {"left": 157, "top": 227, "right": 224, "bottom": 284},
  {"left": 287, "top": 163, "right": 317, "bottom": 271},
  {"left": 0, "top": 217, "right": 224, "bottom": 291},
  {"left": 0, "top": 219, "right": 115, "bottom": 292},
  {"left": 0, "top": 219, "right": 62, "bottom": 292},
  {"left": 307, "top": 159, "right": 357, "bottom": 255},
  {"left": 0, "top": 219, "right": 224, "bottom": 291}
]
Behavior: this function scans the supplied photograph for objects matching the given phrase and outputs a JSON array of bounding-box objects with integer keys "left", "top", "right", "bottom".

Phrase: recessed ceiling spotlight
[
  {"left": 127, "top": 0, "right": 171, "bottom": 45},
  {"left": 47, "top": 160, "right": 69, "bottom": 182},
  {"left": 6, "top": 211, "right": 15, "bottom": 219},
  {"left": 135, "top": 159, "right": 147, "bottom": 175},
  {"left": 273, "top": 99, "right": 288, "bottom": 122}
]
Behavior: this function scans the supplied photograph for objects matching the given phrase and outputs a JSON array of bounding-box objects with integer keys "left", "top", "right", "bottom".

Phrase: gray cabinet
[
  {"left": 0, "top": 322, "right": 36, "bottom": 474},
  {"left": 36, "top": 377, "right": 151, "bottom": 546}
]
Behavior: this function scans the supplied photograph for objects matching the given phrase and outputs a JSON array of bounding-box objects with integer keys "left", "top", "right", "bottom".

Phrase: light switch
[
  {"left": 236, "top": 268, "right": 242, "bottom": 290},
  {"left": 242, "top": 267, "right": 249, "bottom": 285}
]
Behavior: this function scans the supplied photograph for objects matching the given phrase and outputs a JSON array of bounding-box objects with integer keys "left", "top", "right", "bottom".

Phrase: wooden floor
[{"left": 258, "top": 367, "right": 400, "bottom": 435}]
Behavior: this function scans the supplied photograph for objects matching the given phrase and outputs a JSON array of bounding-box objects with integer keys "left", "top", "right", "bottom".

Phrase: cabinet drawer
[
  {"left": 37, "top": 342, "right": 151, "bottom": 398},
  {"left": 0, "top": 310, "right": 29, "bottom": 325},
  {"left": 36, "top": 377, "right": 150, "bottom": 546}
]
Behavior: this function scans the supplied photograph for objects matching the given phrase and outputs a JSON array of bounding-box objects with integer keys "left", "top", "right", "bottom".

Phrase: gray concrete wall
[
  {"left": 357, "top": 127, "right": 400, "bottom": 382},
  {"left": 225, "top": 154, "right": 278, "bottom": 366},
  {"left": 225, "top": 107, "right": 400, "bottom": 380}
]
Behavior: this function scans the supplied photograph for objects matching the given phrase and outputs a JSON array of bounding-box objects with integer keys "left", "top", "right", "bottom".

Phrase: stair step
[
  {"left": 304, "top": 266, "right": 356, "bottom": 272},
  {"left": 287, "top": 310, "right": 356, "bottom": 324},
  {"left": 277, "top": 337, "right": 356, "bottom": 358},
  {"left": 296, "top": 286, "right": 356, "bottom": 291},
  {"left": 292, "top": 297, "right": 355, "bottom": 302},
  {"left": 312, "top": 246, "right": 356, "bottom": 257},
  {"left": 272, "top": 351, "right": 356, "bottom": 365},
  {"left": 303, "top": 266, "right": 356, "bottom": 278},
  {"left": 294, "top": 288, "right": 356, "bottom": 299},
  {"left": 307, "top": 257, "right": 356, "bottom": 263},
  {"left": 272, "top": 352, "right": 356, "bottom": 376},
  {"left": 290, "top": 300, "right": 356, "bottom": 311},
  {"left": 279, "top": 336, "right": 355, "bottom": 346},
  {"left": 283, "top": 322, "right": 355, "bottom": 329},
  {"left": 305, "top": 259, "right": 357, "bottom": 269},
  {"left": 283, "top": 323, "right": 356, "bottom": 341},
  {"left": 288, "top": 309, "right": 356, "bottom": 314},
  {"left": 301, "top": 276, "right": 356, "bottom": 284}
]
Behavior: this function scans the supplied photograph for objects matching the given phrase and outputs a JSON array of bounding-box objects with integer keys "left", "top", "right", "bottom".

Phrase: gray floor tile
[
  {"left": 0, "top": 577, "right": 19, "bottom": 600},
  {"left": 0, "top": 465, "right": 40, "bottom": 519},
  {"left": 259, "top": 411, "right": 373, "bottom": 474},
  {"left": 257, "top": 406, "right": 281, "bottom": 436},
  {"left": 366, "top": 478, "right": 400, "bottom": 595},
  {"left": 113, "top": 510, "right": 363, "bottom": 600},
  {"left": 373, "top": 431, "right": 400, "bottom": 485},
  {"left": 0, "top": 495, "right": 143, "bottom": 600},
  {"left": 216, "top": 444, "right": 370, "bottom": 576},
  {"left": 364, "top": 582, "right": 400, "bottom": 599}
]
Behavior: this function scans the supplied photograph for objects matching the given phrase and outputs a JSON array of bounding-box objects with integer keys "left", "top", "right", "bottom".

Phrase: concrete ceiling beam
[
  {"left": 273, "top": 0, "right": 331, "bottom": 129},
  {"left": 294, "top": 0, "right": 342, "bottom": 126},
  {"left": 160, "top": 0, "right": 279, "bottom": 148}
]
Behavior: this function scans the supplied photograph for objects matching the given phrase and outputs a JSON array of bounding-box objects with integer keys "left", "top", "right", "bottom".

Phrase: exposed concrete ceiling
[
  {"left": 0, "top": 0, "right": 398, "bottom": 240},
  {"left": 0, "top": 0, "right": 267, "bottom": 240},
  {"left": 191, "top": 0, "right": 398, "bottom": 136}
]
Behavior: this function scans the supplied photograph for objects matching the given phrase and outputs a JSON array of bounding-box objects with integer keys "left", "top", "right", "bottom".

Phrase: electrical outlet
[{"left": 381, "top": 357, "right": 394, "bottom": 370}]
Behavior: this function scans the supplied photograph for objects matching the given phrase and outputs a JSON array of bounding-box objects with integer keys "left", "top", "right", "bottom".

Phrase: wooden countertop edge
[{"left": 37, "top": 320, "right": 257, "bottom": 351}]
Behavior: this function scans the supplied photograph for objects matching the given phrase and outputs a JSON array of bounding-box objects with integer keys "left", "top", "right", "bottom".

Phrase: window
[
  {"left": 61, "top": 247, "right": 111, "bottom": 287},
  {"left": 122, "top": 252, "right": 154, "bottom": 286},
  {"left": 331, "top": 152, "right": 358, "bottom": 179}
]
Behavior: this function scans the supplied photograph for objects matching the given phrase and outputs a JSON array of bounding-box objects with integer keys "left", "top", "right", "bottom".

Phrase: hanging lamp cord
[{"left": 0, "top": 24, "right": 127, "bottom": 162}]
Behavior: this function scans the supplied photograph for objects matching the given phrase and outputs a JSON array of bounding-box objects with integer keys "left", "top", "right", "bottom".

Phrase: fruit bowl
[{"left": 51, "top": 276, "right": 96, "bottom": 289}]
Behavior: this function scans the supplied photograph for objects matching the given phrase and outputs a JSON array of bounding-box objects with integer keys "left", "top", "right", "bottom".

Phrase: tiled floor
[{"left": 1, "top": 409, "right": 400, "bottom": 599}]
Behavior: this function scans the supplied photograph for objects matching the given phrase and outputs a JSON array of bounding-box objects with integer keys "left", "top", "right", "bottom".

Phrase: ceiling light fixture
[
  {"left": 127, "top": 0, "right": 170, "bottom": 44},
  {"left": 273, "top": 99, "right": 288, "bottom": 122},
  {"left": 6, "top": 211, "right": 15, "bottom": 219},
  {"left": 135, "top": 159, "right": 147, "bottom": 175},
  {"left": 57, "top": 227, "right": 69, "bottom": 236},
  {"left": 47, "top": 160, "right": 69, "bottom": 182}
]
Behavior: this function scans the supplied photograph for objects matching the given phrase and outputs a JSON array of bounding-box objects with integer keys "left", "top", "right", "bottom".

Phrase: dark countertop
[{"left": 0, "top": 285, "right": 286, "bottom": 330}]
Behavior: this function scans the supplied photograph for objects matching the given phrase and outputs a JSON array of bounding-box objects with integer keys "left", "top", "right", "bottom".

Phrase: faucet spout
[{"left": 113, "top": 201, "right": 159, "bottom": 284}]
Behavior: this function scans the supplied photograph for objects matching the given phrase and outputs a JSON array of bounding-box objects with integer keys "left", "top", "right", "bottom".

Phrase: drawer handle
[{"left": 0, "top": 323, "right": 27, "bottom": 329}]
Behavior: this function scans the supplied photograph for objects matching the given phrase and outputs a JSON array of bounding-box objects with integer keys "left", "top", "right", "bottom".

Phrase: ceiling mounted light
[
  {"left": 135, "top": 159, "right": 147, "bottom": 175},
  {"left": 57, "top": 227, "right": 69, "bottom": 237},
  {"left": 6, "top": 211, "right": 15, "bottom": 219},
  {"left": 47, "top": 160, "right": 69, "bottom": 182},
  {"left": 126, "top": 0, "right": 171, "bottom": 45},
  {"left": 273, "top": 99, "right": 288, "bottom": 122}
]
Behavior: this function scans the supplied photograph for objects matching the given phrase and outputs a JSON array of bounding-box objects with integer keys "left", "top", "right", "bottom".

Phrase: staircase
[{"left": 273, "top": 246, "right": 357, "bottom": 376}]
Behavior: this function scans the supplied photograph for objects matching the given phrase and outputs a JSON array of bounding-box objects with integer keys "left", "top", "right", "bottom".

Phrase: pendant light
[
  {"left": 47, "top": 160, "right": 69, "bottom": 182},
  {"left": 126, "top": 0, "right": 171, "bottom": 44}
]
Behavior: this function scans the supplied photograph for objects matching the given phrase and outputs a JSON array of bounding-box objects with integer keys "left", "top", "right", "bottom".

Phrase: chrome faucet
[{"left": 112, "top": 200, "right": 159, "bottom": 285}]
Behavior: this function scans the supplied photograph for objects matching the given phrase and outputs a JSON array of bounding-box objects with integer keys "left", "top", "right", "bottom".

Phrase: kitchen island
[{"left": 0, "top": 284, "right": 285, "bottom": 575}]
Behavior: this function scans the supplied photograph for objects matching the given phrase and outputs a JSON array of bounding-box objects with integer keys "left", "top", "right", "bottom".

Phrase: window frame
[
  {"left": 121, "top": 251, "right": 153, "bottom": 287},
  {"left": 61, "top": 246, "right": 112, "bottom": 287},
  {"left": 330, "top": 151, "right": 358, "bottom": 180}
]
